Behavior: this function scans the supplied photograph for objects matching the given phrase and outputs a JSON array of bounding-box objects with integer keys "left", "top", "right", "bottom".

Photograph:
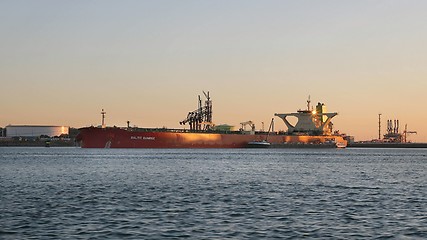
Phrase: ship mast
[{"left": 101, "top": 109, "right": 106, "bottom": 128}]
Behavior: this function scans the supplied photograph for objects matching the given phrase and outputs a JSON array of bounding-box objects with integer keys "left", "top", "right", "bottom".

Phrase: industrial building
[{"left": 5, "top": 125, "right": 69, "bottom": 138}]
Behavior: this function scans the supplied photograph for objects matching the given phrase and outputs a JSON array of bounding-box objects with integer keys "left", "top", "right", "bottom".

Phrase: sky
[{"left": 1, "top": 0, "right": 427, "bottom": 142}]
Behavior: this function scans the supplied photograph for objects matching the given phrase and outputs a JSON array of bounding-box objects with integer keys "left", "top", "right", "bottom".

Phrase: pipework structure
[{"left": 180, "top": 91, "right": 213, "bottom": 131}]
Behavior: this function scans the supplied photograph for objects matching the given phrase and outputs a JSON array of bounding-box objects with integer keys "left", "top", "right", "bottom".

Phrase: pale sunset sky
[{"left": 1, "top": 0, "right": 426, "bottom": 141}]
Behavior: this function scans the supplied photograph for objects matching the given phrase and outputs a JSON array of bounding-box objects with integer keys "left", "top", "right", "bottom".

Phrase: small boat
[
  {"left": 246, "top": 140, "right": 271, "bottom": 148},
  {"left": 246, "top": 118, "right": 274, "bottom": 148},
  {"left": 335, "top": 141, "right": 347, "bottom": 148}
]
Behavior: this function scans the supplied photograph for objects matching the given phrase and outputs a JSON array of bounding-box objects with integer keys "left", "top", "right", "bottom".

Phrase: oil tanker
[{"left": 76, "top": 92, "right": 347, "bottom": 148}]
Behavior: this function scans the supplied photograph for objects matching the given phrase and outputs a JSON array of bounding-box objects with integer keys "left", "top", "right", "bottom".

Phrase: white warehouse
[{"left": 5, "top": 125, "right": 69, "bottom": 137}]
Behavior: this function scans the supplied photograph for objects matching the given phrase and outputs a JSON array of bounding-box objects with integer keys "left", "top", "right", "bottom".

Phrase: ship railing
[{"left": 127, "top": 127, "right": 287, "bottom": 135}]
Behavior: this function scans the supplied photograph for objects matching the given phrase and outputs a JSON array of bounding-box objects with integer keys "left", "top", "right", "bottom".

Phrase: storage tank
[{"left": 5, "top": 125, "right": 69, "bottom": 137}]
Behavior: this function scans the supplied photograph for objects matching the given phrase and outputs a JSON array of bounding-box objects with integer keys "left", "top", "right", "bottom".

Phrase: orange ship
[{"left": 76, "top": 92, "right": 347, "bottom": 148}]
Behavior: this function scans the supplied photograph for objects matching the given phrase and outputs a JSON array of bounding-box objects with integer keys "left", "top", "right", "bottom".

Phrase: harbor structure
[{"left": 348, "top": 115, "right": 424, "bottom": 148}]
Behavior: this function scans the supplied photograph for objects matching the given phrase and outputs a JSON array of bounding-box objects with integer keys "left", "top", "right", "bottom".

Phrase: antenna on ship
[
  {"left": 307, "top": 95, "right": 311, "bottom": 111},
  {"left": 101, "top": 109, "right": 106, "bottom": 128}
]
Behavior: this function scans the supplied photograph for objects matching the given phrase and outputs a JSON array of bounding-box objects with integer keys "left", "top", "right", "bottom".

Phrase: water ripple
[{"left": 0, "top": 148, "right": 426, "bottom": 239}]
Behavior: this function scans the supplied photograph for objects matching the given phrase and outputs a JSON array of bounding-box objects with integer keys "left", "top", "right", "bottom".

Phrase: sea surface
[{"left": 0, "top": 147, "right": 426, "bottom": 239}]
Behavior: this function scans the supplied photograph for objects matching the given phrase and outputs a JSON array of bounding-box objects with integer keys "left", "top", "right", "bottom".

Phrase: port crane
[{"left": 403, "top": 124, "right": 417, "bottom": 143}]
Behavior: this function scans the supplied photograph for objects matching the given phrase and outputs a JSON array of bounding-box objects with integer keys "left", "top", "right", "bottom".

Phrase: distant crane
[{"left": 403, "top": 124, "right": 417, "bottom": 143}]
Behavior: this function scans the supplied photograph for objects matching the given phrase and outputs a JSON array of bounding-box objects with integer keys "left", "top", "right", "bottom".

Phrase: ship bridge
[{"left": 275, "top": 101, "right": 338, "bottom": 135}]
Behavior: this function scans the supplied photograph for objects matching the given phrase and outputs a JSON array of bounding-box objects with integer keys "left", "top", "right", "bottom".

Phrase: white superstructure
[{"left": 275, "top": 98, "right": 338, "bottom": 135}]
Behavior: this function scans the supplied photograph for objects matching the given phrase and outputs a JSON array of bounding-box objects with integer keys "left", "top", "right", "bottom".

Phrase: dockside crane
[
  {"left": 403, "top": 124, "right": 417, "bottom": 143},
  {"left": 240, "top": 121, "right": 255, "bottom": 132}
]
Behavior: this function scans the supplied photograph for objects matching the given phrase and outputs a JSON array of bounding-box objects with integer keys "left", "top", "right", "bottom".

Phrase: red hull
[{"left": 76, "top": 127, "right": 347, "bottom": 148}]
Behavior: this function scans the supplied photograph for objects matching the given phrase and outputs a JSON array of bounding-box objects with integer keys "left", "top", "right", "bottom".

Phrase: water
[{"left": 1, "top": 147, "right": 426, "bottom": 239}]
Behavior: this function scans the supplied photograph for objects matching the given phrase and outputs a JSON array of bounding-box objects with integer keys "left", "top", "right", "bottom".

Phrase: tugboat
[
  {"left": 246, "top": 140, "right": 271, "bottom": 148},
  {"left": 246, "top": 118, "right": 274, "bottom": 148}
]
